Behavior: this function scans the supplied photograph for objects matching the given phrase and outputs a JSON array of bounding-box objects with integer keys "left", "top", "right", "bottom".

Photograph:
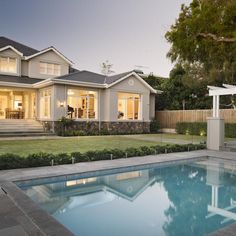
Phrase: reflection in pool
[{"left": 18, "top": 160, "right": 236, "bottom": 236}]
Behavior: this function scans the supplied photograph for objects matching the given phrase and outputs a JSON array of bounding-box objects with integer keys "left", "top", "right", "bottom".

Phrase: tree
[
  {"left": 100, "top": 60, "right": 115, "bottom": 76},
  {"left": 165, "top": 0, "right": 236, "bottom": 84}
]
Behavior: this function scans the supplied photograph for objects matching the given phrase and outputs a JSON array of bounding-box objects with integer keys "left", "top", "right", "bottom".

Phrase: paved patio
[{"left": 0, "top": 149, "right": 236, "bottom": 236}]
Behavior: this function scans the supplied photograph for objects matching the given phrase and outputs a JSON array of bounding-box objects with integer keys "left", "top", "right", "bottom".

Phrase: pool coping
[{"left": 0, "top": 149, "right": 236, "bottom": 236}]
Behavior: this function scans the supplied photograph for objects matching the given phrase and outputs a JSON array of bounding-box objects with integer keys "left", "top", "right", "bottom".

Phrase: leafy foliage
[
  {"left": 176, "top": 121, "right": 236, "bottom": 138},
  {"left": 0, "top": 144, "right": 205, "bottom": 170},
  {"left": 165, "top": 0, "right": 236, "bottom": 85}
]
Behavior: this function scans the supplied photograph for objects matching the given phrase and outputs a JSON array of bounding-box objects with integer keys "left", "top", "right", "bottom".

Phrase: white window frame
[
  {"left": 39, "top": 62, "right": 61, "bottom": 76},
  {"left": 0, "top": 56, "right": 17, "bottom": 74},
  {"left": 39, "top": 89, "right": 51, "bottom": 119},
  {"left": 117, "top": 92, "right": 142, "bottom": 121},
  {"left": 67, "top": 90, "right": 98, "bottom": 120}
]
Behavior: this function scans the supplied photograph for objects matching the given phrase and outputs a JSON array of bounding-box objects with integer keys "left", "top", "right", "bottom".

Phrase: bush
[
  {"left": 176, "top": 122, "right": 207, "bottom": 136},
  {"left": 225, "top": 123, "right": 236, "bottom": 138},
  {"left": 150, "top": 120, "right": 160, "bottom": 133},
  {"left": 176, "top": 122, "right": 236, "bottom": 138},
  {"left": 0, "top": 144, "right": 206, "bottom": 170}
]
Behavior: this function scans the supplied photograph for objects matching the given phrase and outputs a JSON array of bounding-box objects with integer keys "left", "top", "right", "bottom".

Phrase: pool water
[{"left": 17, "top": 160, "right": 236, "bottom": 236}]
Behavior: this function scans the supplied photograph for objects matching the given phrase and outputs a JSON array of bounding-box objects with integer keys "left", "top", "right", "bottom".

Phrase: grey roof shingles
[
  {"left": 55, "top": 70, "right": 133, "bottom": 85},
  {"left": 0, "top": 37, "right": 39, "bottom": 56},
  {"left": 0, "top": 75, "right": 42, "bottom": 84},
  {"left": 55, "top": 70, "right": 106, "bottom": 84}
]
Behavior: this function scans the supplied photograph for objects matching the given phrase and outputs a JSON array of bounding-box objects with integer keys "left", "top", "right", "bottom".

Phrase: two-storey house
[{"left": 0, "top": 37, "right": 159, "bottom": 134}]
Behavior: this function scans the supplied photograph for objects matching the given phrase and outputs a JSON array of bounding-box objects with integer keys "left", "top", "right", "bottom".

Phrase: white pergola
[
  {"left": 208, "top": 84, "right": 236, "bottom": 117},
  {"left": 207, "top": 84, "right": 236, "bottom": 150}
]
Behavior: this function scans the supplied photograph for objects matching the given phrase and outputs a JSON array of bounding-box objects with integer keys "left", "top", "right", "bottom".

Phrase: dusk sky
[{"left": 0, "top": 0, "right": 191, "bottom": 77}]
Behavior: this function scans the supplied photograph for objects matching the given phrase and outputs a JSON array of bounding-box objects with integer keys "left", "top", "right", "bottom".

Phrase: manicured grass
[
  {"left": 0, "top": 133, "right": 217, "bottom": 156},
  {"left": 0, "top": 135, "right": 164, "bottom": 156}
]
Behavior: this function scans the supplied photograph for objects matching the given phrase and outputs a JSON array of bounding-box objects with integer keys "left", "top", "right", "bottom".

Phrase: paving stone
[{"left": 0, "top": 225, "right": 28, "bottom": 236}]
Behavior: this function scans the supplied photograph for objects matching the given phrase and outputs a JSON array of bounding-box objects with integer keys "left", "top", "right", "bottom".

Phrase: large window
[
  {"left": 67, "top": 89, "right": 97, "bottom": 119},
  {"left": 0, "top": 56, "right": 17, "bottom": 74},
  {"left": 40, "top": 89, "right": 51, "bottom": 119},
  {"left": 40, "top": 62, "right": 61, "bottom": 76},
  {"left": 118, "top": 93, "right": 141, "bottom": 120}
]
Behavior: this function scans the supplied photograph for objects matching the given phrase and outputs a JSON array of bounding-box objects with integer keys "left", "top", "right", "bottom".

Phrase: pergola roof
[{"left": 208, "top": 84, "right": 236, "bottom": 96}]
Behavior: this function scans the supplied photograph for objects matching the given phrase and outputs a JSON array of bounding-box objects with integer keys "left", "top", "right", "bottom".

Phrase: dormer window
[
  {"left": 40, "top": 62, "right": 61, "bottom": 76},
  {"left": 0, "top": 56, "right": 17, "bottom": 74}
]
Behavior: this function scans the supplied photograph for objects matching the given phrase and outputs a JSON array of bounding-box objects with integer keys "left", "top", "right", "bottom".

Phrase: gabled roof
[
  {"left": 0, "top": 37, "right": 39, "bottom": 56},
  {"left": 106, "top": 71, "right": 158, "bottom": 94},
  {"left": 24, "top": 46, "right": 73, "bottom": 65},
  {"left": 0, "top": 37, "right": 73, "bottom": 65},
  {"left": 55, "top": 70, "right": 106, "bottom": 84},
  {"left": 35, "top": 70, "right": 158, "bottom": 93}
]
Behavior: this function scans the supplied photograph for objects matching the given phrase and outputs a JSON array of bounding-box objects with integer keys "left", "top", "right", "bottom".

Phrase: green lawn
[
  {"left": 0, "top": 135, "right": 163, "bottom": 156},
  {"left": 0, "top": 133, "right": 213, "bottom": 156}
]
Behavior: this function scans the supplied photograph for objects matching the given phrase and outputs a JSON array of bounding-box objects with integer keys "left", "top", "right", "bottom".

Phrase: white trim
[
  {"left": 33, "top": 78, "right": 106, "bottom": 89},
  {"left": 0, "top": 81, "right": 33, "bottom": 88},
  {"left": 24, "top": 47, "right": 73, "bottom": 65},
  {"left": 0, "top": 45, "right": 23, "bottom": 57},
  {"left": 106, "top": 72, "right": 158, "bottom": 94},
  {"left": 208, "top": 84, "right": 236, "bottom": 96}
]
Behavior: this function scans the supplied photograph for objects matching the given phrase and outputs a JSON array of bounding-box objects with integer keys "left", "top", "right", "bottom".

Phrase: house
[{"left": 0, "top": 37, "right": 159, "bottom": 134}]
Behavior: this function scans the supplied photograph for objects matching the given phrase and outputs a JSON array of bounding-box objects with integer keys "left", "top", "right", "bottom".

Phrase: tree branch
[{"left": 198, "top": 33, "right": 236, "bottom": 42}]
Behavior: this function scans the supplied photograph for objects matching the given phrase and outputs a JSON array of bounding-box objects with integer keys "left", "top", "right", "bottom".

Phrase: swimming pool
[{"left": 17, "top": 159, "right": 236, "bottom": 236}]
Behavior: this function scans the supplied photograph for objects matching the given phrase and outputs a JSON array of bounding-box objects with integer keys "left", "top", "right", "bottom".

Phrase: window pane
[
  {"left": 0, "top": 57, "right": 8, "bottom": 72},
  {"left": 40, "top": 89, "right": 51, "bottom": 119},
  {"left": 47, "top": 63, "right": 53, "bottom": 75},
  {"left": 54, "top": 64, "right": 61, "bottom": 76},
  {"left": 40, "top": 62, "right": 47, "bottom": 74},
  {"left": 67, "top": 89, "right": 97, "bottom": 119},
  {"left": 127, "top": 98, "right": 134, "bottom": 119},
  {"left": 8, "top": 58, "right": 17, "bottom": 73},
  {"left": 0, "top": 57, "right": 16, "bottom": 73},
  {"left": 117, "top": 93, "right": 140, "bottom": 120}
]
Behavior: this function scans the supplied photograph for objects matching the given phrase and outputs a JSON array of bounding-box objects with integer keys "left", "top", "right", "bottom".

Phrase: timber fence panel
[{"left": 156, "top": 109, "right": 236, "bottom": 129}]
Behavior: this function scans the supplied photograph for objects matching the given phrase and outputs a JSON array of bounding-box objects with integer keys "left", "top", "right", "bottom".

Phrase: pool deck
[{"left": 0, "top": 149, "right": 236, "bottom": 236}]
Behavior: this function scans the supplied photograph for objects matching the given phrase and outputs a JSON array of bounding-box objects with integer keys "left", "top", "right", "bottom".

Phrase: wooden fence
[{"left": 155, "top": 109, "right": 236, "bottom": 129}]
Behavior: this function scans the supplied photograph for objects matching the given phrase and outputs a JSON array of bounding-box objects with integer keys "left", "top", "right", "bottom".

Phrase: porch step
[{"left": 0, "top": 119, "right": 48, "bottom": 136}]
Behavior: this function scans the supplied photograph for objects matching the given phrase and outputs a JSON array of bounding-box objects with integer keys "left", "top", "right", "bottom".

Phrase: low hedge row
[
  {"left": 0, "top": 144, "right": 205, "bottom": 170},
  {"left": 176, "top": 122, "right": 236, "bottom": 138},
  {"left": 176, "top": 122, "right": 207, "bottom": 136}
]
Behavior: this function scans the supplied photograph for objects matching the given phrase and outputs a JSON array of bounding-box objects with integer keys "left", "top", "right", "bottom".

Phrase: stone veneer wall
[{"left": 43, "top": 121, "right": 150, "bottom": 135}]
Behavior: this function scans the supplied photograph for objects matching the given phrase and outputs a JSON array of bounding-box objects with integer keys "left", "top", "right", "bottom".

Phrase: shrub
[
  {"left": 150, "top": 120, "right": 160, "bottom": 133},
  {"left": 176, "top": 121, "right": 236, "bottom": 138},
  {"left": 0, "top": 144, "right": 206, "bottom": 170},
  {"left": 25, "top": 153, "right": 55, "bottom": 167},
  {"left": 176, "top": 122, "right": 207, "bottom": 136},
  {"left": 225, "top": 123, "right": 236, "bottom": 138}
]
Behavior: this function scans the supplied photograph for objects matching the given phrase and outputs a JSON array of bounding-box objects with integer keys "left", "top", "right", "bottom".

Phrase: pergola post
[{"left": 206, "top": 85, "right": 236, "bottom": 150}]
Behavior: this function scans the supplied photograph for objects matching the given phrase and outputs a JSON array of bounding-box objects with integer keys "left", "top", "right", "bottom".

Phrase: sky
[{"left": 0, "top": 0, "right": 191, "bottom": 77}]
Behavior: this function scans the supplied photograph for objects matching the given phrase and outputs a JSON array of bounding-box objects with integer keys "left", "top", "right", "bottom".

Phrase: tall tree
[{"left": 165, "top": 0, "right": 236, "bottom": 84}]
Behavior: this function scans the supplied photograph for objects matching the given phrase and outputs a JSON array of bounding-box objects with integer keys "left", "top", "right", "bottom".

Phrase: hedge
[
  {"left": 176, "top": 122, "right": 236, "bottom": 138},
  {"left": 0, "top": 144, "right": 205, "bottom": 170}
]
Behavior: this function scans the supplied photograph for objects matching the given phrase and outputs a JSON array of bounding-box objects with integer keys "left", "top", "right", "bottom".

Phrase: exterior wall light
[{"left": 58, "top": 101, "right": 65, "bottom": 108}]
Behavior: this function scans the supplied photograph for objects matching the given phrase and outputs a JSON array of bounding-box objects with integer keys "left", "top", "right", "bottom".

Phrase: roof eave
[
  {"left": 33, "top": 78, "right": 106, "bottom": 89},
  {"left": 0, "top": 81, "right": 33, "bottom": 88}
]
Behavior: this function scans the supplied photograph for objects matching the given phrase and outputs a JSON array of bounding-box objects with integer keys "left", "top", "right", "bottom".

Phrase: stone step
[
  {"left": 0, "top": 132, "right": 55, "bottom": 137},
  {"left": 0, "top": 119, "right": 46, "bottom": 135}
]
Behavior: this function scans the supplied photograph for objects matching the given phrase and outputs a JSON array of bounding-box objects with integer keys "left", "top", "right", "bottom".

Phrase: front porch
[{"left": 0, "top": 88, "right": 36, "bottom": 119}]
